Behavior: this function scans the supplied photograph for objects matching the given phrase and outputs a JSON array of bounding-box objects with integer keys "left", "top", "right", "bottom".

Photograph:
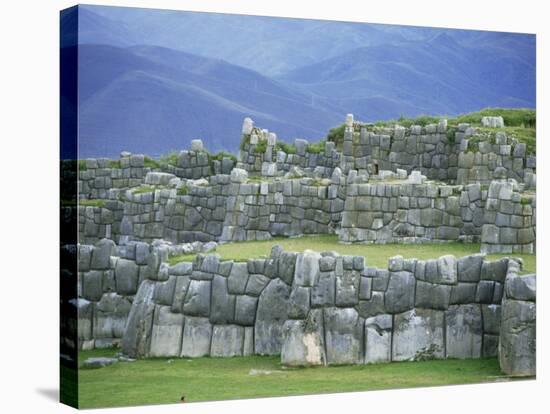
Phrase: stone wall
[
  {"left": 481, "top": 180, "right": 536, "bottom": 254},
  {"left": 77, "top": 172, "right": 535, "bottom": 253},
  {"left": 106, "top": 245, "right": 524, "bottom": 363},
  {"left": 456, "top": 131, "right": 536, "bottom": 186},
  {"left": 339, "top": 181, "right": 485, "bottom": 243},
  {"left": 238, "top": 126, "right": 339, "bottom": 177},
  {"left": 78, "top": 154, "right": 152, "bottom": 200},
  {"left": 499, "top": 264, "right": 536, "bottom": 376}
]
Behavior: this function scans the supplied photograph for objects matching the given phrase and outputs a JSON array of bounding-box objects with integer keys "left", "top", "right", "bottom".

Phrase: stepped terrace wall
[
  {"left": 77, "top": 242, "right": 532, "bottom": 366},
  {"left": 338, "top": 181, "right": 486, "bottom": 243},
  {"left": 78, "top": 173, "right": 347, "bottom": 245},
  {"left": 237, "top": 116, "right": 536, "bottom": 187},
  {"left": 77, "top": 172, "right": 536, "bottom": 254}
]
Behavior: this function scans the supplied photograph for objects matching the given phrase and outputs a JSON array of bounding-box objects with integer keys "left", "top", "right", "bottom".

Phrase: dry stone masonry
[
  {"left": 69, "top": 114, "right": 536, "bottom": 377},
  {"left": 75, "top": 240, "right": 534, "bottom": 375}
]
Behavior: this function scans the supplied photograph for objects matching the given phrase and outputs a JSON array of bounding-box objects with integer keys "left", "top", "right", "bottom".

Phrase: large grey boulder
[
  {"left": 278, "top": 252, "right": 297, "bottom": 285},
  {"left": 227, "top": 263, "right": 249, "bottom": 294},
  {"left": 81, "top": 271, "right": 103, "bottom": 301},
  {"left": 210, "top": 325, "right": 244, "bottom": 357},
  {"left": 364, "top": 314, "right": 392, "bottom": 364},
  {"left": 183, "top": 280, "right": 211, "bottom": 317},
  {"left": 415, "top": 281, "right": 451, "bottom": 310},
  {"left": 94, "top": 293, "right": 132, "bottom": 339},
  {"left": 242, "top": 117, "right": 254, "bottom": 135},
  {"left": 254, "top": 279, "right": 290, "bottom": 355},
  {"left": 499, "top": 298, "right": 536, "bottom": 376},
  {"left": 385, "top": 271, "right": 416, "bottom": 313},
  {"left": 392, "top": 308, "right": 445, "bottom": 361},
  {"left": 210, "top": 275, "right": 235, "bottom": 324},
  {"left": 457, "top": 254, "right": 483, "bottom": 282},
  {"left": 504, "top": 273, "right": 536, "bottom": 301},
  {"left": 336, "top": 270, "right": 360, "bottom": 306},
  {"left": 294, "top": 250, "right": 321, "bottom": 287},
  {"left": 323, "top": 307, "right": 363, "bottom": 365},
  {"left": 153, "top": 276, "right": 177, "bottom": 306},
  {"left": 82, "top": 357, "right": 118, "bottom": 369},
  {"left": 281, "top": 309, "right": 326, "bottom": 366},
  {"left": 234, "top": 295, "right": 258, "bottom": 326},
  {"left": 121, "top": 280, "right": 156, "bottom": 358},
  {"left": 149, "top": 305, "right": 184, "bottom": 357},
  {"left": 144, "top": 172, "right": 176, "bottom": 186},
  {"left": 445, "top": 304, "right": 482, "bottom": 359},
  {"left": 180, "top": 316, "right": 213, "bottom": 357},
  {"left": 288, "top": 286, "right": 311, "bottom": 319},
  {"left": 115, "top": 259, "right": 139, "bottom": 295},
  {"left": 230, "top": 168, "right": 248, "bottom": 183},
  {"left": 311, "top": 271, "right": 336, "bottom": 307},
  {"left": 90, "top": 238, "right": 116, "bottom": 270},
  {"left": 191, "top": 139, "right": 204, "bottom": 152}
]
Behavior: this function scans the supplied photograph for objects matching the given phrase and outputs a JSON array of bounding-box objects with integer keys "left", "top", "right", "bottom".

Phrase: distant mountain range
[{"left": 62, "top": 5, "right": 535, "bottom": 158}]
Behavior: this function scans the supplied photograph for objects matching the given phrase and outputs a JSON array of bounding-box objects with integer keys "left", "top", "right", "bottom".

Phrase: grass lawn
[
  {"left": 78, "top": 348, "right": 518, "bottom": 408},
  {"left": 169, "top": 235, "right": 536, "bottom": 274}
]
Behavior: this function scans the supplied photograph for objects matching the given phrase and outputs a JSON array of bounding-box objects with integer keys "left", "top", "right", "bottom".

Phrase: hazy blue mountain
[
  {"left": 82, "top": 5, "right": 435, "bottom": 77},
  {"left": 279, "top": 32, "right": 535, "bottom": 121},
  {"left": 67, "top": 5, "right": 536, "bottom": 158},
  {"left": 77, "top": 44, "right": 341, "bottom": 157}
]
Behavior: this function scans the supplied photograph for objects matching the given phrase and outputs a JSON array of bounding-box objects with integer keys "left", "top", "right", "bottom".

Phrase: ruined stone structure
[
  {"left": 70, "top": 114, "right": 536, "bottom": 376},
  {"left": 75, "top": 239, "right": 534, "bottom": 375}
]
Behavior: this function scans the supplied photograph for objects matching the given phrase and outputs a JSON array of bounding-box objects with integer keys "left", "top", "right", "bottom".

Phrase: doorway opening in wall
[{"left": 373, "top": 162, "right": 379, "bottom": 175}]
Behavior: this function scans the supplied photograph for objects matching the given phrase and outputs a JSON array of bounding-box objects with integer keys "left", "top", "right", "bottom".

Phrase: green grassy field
[
  {"left": 169, "top": 235, "right": 536, "bottom": 274},
  {"left": 78, "top": 348, "right": 517, "bottom": 408}
]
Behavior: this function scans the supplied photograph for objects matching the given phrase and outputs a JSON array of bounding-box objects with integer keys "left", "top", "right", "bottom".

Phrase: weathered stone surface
[
  {"left": 415, "top": 281, "right": 451, "bottom": 310},
  {"left": 190, "top": 139, "right": 204, "bottom": 152},
  {"left": 183, "top": 280, "right": 211, "bottom": 317},
  {"left": 504, "top": 273, "right": 536, "bottom": 301},
  {"left": 114, "top": 259, "right": 139, "bottom": 295},
  {"left": 210, "top": 325, "right": 244, "bottom": 357},
  {"left": 227, "top": 263, "right": 248, "bottom": 294},
  {"left": 153, "top": 275, "right": 177, "bottom": 306},
  {"left": 481, "top": 259, "right": 508, "bottom": 283},
  {"left": 121, "top": 280, "right": 156, "bottom": 358},
  {"left": 445, "top": 304, "right": 482, "bottom": 359},
  {"left": 324, "top": 307, "right": 363, "bottom": 365},
  {"left": 82, "top": 270, "right": 103, "bottom": 301},
  {"left": 294, "top": 250, "right": 321, "bottom": 287},
  {"left": 356, "top": 291, "right": 386, "bottom": 318},
  {"left": 482, "top": 304, "right": 501, "bottom": 335},
  {"left": 336, "top": 270, "right": 360, "bottom": 306},
  {"left": 234, "top": 295, "right": 258, "bottom": 326},
  {"left": 288, "top": 286, "right": 310, "bottom": 319},
  {"left": 281, "top": 309, "right": 326, "bottom": 366},
  {"left": 90, "top": 239, "right": 116, "bottom": 270},
  {"left": 254, "top": 279, "right": 290, "bottom": 355},
  {"left": 450, "top": 283, "right": 477, "bottom": 305},
  {"left": 94, "top": 293, "right": 132, "bottom": 339},
  {"left": 245, "top": 273, "right": 270, "bottom": 296},
  {"left": 483, "top": 334, "right": 499, "bottom": 357},
  {"left": 385, "top": 271, "right": 415, "bottom": 313},
  {"left": 83, "top": 357, "right": 118, "bottom": 369},
  {"left": 311, "top": 271, "right": 335, "bottom": 307},
  {"left": 364, "top": 314, "right": 392, "bottom": 364},
  {"left": 230, "top": 168, "right": 248, "bottom": 183},
  {"left": 149, "top": 305, "right": 184, "bottom": 357},
  {"left": 210, "top": 275, "right": 235, "bottom": 324},
  {"left": 392, "top": 308, "right": 445, "bottom": 361},
  {"left": 180, "top": 316, "right": 213, "bottom": 358},
  {"left": 144, "top": 172, "right": 176, "bottom": 186},
  {"left": 278, "top": 252, "right": 297, "bottom": 285},
  {"left": 499, "top": 298, "right": 536, "bottom": 376},
  {"left": 457, "top": 254, "right": 483, "bottom": 282}
]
